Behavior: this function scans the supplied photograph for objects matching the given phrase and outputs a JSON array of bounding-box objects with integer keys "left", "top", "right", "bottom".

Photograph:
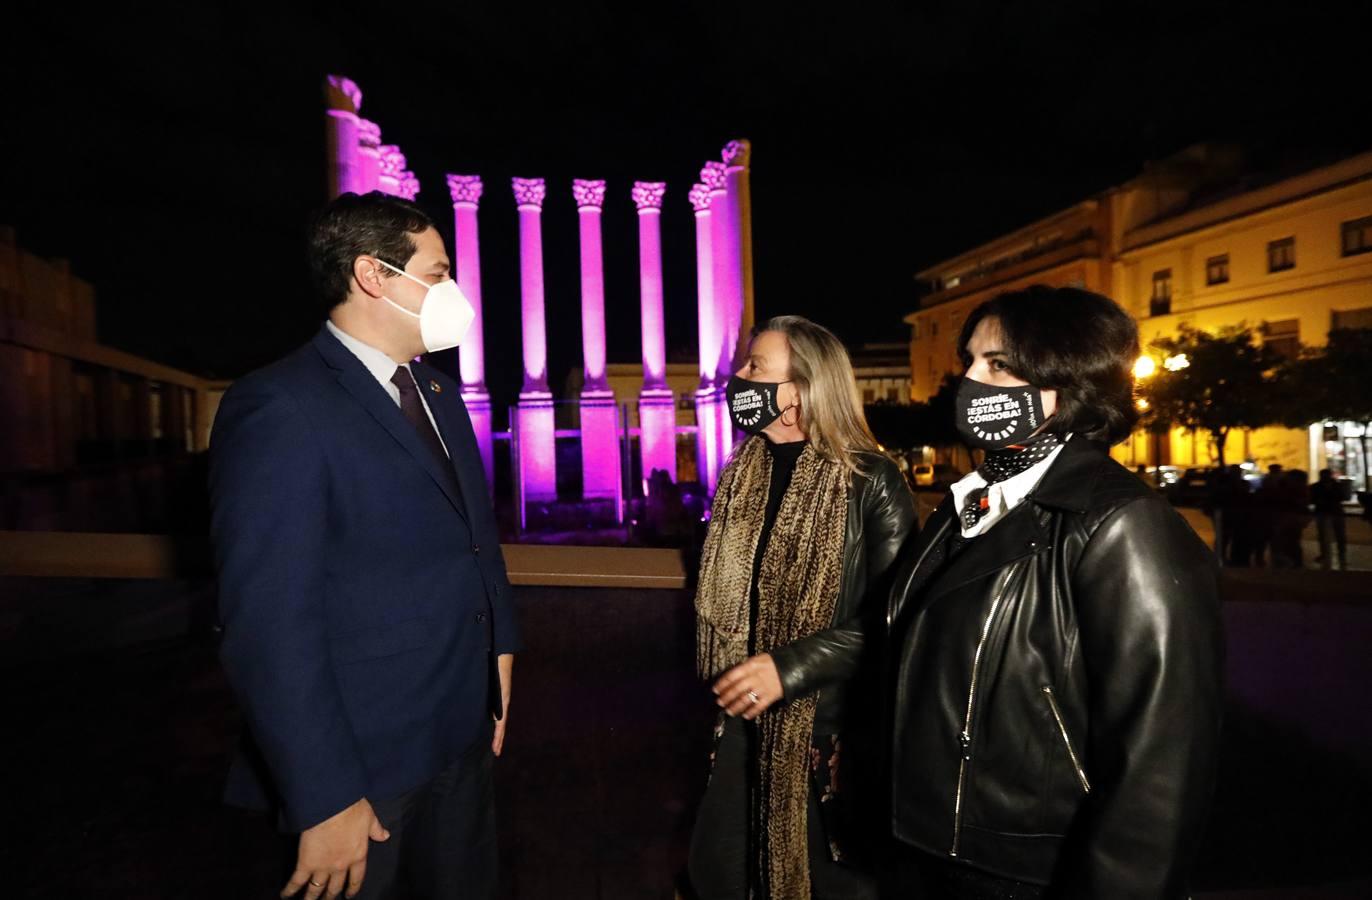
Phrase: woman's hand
[{"left": 713, "top": 653, "right": 784, "bottom": 720}]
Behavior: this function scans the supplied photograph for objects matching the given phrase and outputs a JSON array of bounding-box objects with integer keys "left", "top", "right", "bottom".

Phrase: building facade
[
  {"left": 0, "top": 227, "right": 227, "bottom": 531},
  {"left": 908, "top": 146, "right": 1372, "bottom": 480}
]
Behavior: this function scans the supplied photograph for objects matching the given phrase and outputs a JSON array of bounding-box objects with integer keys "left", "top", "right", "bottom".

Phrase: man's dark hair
[
  {"left": 957, "top": 285, "right": 1141, "bottom": 445},
  {"left": 307, "top": 191, "right": 436, "bottom": 313}
]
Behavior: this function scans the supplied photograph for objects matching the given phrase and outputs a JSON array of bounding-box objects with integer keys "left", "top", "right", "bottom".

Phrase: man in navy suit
[{"left": 210, "top": 192, "right": 521, "bottom": 900}]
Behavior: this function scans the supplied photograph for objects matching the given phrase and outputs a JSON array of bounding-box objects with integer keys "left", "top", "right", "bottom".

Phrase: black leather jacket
[
  {"left": 888, "top": 438, "right": 1223, "bottom": 898},
  {"left": 770, "top": 451, "right": 916, "bottom": 733}
]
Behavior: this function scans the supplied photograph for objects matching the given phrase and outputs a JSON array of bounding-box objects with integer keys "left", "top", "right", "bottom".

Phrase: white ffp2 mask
[{"left": 375, "top": 259, "right": 475, "bottom": 354}]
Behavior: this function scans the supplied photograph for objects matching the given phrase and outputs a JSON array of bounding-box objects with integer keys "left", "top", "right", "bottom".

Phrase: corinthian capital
[
  {"left": 700, "top": 161, "right": 727, "bottom": 192},
  {"left": 572, "top": 178, "right": 606, "bottom": 210},
  {"left": 447, "top": 174, "right": 483, "bottom": 207},
  {"left": 511, "top": 177, "right": 547, "bottom": 209},
  {"left": 722, "top": 139, "right": 752, "bottom": 168},
  {"left": 688, "top": 183, "right": 712, "bottom": 212},
  {"left": 379, "top": 145, "right": 407, "bottom": 178},
  {"left": 631, "top": 181, "right": 666, "bottom": 211}
]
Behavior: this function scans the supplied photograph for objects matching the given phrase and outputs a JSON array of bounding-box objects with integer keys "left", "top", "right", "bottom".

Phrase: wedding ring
[
  {"left": 747, "top": 690, "right": 760, "bottom": 704},
  {"left": 310, "top": 880, "right": 324, "bottom": 887}
]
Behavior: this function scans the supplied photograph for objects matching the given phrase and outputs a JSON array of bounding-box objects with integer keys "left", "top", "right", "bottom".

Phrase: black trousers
[
  {"left": 687, "top": 716, "right": 877, "bottom": 900},
  {"left": 340, "top": 724, "right": 498, "bottom": 900}
]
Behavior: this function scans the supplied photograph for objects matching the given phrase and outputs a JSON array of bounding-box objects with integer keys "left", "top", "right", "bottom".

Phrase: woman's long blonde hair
[{"left": 755, "top": 315, "right": 882, "bottom": 474}]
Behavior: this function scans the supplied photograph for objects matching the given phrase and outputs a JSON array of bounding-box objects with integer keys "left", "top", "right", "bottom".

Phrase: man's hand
[
  {"left": 492, "top": 653, "right": 514, "bottom": 757},
  {"left": 282, "top": 797, "right": 390, "bottom": 900},
  {"left": 713, "top": 653, "right": 783, "bottom": 720}
]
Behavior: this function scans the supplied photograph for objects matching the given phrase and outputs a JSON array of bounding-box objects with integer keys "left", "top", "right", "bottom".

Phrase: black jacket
[
  {"left": 888, "top": 438, "right": 1223, "bottom": 898},
  {"left": 770, "top": 451, "right": 916, "bottom": 733}
]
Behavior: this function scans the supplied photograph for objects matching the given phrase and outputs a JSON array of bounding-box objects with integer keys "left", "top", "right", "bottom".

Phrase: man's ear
[{"left": 352, "top": 256, "right": 387, "bottom": 299}]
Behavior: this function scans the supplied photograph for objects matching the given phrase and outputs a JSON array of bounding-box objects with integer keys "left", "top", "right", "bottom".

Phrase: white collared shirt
[
  {"left": 949, "top": 436, "right": 1071, "bottom": 538},
  {"left": 326, "top": 319, "right": 449, "bottom": 458}
]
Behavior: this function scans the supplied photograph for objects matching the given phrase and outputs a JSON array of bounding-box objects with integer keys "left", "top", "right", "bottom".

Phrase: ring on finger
[{"left": 747, "top": 690, "right": 760, "bottom": 704}]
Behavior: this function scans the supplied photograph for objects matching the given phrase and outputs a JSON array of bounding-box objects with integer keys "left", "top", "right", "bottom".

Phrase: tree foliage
[{"left": 1137, "top": 323, "right": 1284, "bottom": 466}]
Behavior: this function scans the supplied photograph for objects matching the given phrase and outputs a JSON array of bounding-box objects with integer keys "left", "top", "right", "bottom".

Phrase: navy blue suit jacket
[{"left": 209, "top": 324, "right": 521, "bottom": 832}]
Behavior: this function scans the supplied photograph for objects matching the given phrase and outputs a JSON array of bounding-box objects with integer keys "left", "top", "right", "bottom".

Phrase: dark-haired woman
[
  {"left": 884, "top": 286, "right": 1223, "bottom": 899},
  {"left": 687, "top": 316, "right": 915, "bottom": 900}
]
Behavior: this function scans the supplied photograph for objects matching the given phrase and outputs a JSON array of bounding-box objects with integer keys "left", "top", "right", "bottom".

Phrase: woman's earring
[{"left": 780, "top": 403, "right": 800, "bottom": 428}]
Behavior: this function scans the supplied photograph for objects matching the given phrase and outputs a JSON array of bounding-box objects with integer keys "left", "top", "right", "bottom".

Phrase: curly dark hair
[
  {"left": 956, "top": 285, "right": 1140, "bottom": 445},
  {"left": 307, "top": 191, "right": 436, "bottom": 314}
]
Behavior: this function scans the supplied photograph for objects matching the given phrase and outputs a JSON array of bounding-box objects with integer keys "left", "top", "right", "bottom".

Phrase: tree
[
  {"left": 1136, "top": 323, "right": 1284, "bottom": 468},
  {"left": 1277, "top": 327, "right": 1372, "bottom": 490}
]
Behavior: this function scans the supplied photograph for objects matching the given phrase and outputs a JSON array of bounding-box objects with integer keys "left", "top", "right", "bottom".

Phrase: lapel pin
[{"left": 429, "top": 380, "right": 442, "bottom": 394}]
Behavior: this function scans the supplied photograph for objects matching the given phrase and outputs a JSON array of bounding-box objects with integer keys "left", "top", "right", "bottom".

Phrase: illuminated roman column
[
  {"left": 632, "top": 181, "right": 676, "bottom": 484},
  {"left": 356, "top": 119, "right": 382, "bottom": 193},
  {"left": 690, "top": 182, "right": 722, "bottom": 490},
  {"left": 572, "top": 179, "right": 620, "bottom": 500},
  {"left": 446, "top": 174, "right": 494, "bottom": 492},
  {"left": 324, "top": 75, "right": 363, "bottom": 198},
  {"left": 722, "top": 139, "right": 755, "bottom": 366},
  {"left": 511, "top": 177, "right": 556, "bottom": 502},
  {"left": 702, "top": 160, "right": 736, "bottom": 462}
]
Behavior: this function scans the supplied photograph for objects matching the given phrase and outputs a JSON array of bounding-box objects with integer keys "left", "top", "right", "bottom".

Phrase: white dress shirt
[
  {"left": 949, "top": 435, "right": 1071, "bottom": 538},
  {"left": 326, "top": 319, "right": 450, "bottom": 458}
]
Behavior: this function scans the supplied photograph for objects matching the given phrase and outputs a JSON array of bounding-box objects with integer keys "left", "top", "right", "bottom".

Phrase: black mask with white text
[
  {"left": 954, "top": 376, "right": 1049, "bottom": 450},
  {"left": 726, "top": 375, "right": 792, "bottom": 434}
]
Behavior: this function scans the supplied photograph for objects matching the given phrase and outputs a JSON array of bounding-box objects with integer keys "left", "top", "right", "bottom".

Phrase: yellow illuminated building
[{"left": 908, "top": 145, "right": 1372, "bottom": 481}]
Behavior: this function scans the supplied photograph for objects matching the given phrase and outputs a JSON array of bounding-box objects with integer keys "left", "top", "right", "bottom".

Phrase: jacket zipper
[
  {"left": 1042, "top": 685, "right": 1091, "bottom": 794},
  {"left": 950, "top": 581, "right": 1007, "bottom": 857}
]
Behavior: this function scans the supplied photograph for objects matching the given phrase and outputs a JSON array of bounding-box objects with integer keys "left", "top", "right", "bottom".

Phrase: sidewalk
[{"left": 1178, "top": 508, "right": 1372, "bottom": 572}]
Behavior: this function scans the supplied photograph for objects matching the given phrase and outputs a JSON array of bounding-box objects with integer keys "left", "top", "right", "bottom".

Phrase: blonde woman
[{"left": 688, "top": 316, "right": 915, "bottom": 900}]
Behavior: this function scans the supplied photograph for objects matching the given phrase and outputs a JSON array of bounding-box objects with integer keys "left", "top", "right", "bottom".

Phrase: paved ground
[{"left": 3, "top": 577, "right": 1371, "bottom": 898}]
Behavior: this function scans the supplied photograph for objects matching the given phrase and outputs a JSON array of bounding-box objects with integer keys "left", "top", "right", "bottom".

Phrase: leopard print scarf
[{"left": 696, "top": 435, "right": 850, "bottom": 899}]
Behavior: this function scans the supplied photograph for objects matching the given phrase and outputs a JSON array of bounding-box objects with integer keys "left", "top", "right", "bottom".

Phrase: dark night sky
[{"left": 4, "top": 1, "right": 1370, "bottom": 417}]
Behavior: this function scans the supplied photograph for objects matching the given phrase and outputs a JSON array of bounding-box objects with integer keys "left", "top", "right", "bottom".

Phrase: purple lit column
[
  {"left": 702, "top": 160, "right": 736, "bottom": 463},
  {"left": 512, "top": 177, "right": 556, "bottom": 503},
  {"left": 446, "top": 174, "right": 494, "bottom": 492},
  {"left": 572, "top": 179, "right": 621, "bottom": 500},
  {"left": 690, "top": 182, "right": 723, "bottom": 490},
  {"left": 632, "top": 181, "right": 676, "bottom": 485},
  {"left": 722, "top": 140, "right": 755, "bottom": 366},
  {"left": 324, "top": 76, "right": 363, "bottom": 198},
  {"left": 357, "top": 119, "right": 382, "bottom": 193}
]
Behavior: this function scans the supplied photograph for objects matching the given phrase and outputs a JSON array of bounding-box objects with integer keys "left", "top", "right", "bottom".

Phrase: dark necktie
[
  {"left": 390, "top": 366, "right": 460, "bottom": 495},
  {"left": 960, "top": 432, "right": 1063, "bottom": 530}
]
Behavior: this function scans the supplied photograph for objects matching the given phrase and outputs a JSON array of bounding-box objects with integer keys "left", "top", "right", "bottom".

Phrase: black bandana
[{"left": 960, "top": 432, "right": 1064, "bottom": 530}]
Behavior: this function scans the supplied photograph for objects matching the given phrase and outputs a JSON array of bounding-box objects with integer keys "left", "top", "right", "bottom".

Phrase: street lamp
[
  {"left": 1134, "top": 355, "right": 1158, "bottom": 380},
  {"left": 1164, "top": 353, "right": 1190, "bottom": 372}
]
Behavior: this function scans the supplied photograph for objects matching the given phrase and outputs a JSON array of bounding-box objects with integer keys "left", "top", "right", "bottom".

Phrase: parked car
[{"left": 1162, "top": 466, "right": 1217, "bottom": 507}]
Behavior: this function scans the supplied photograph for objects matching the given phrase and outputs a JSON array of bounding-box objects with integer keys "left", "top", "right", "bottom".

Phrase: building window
[
  {"left": 1150, "top": 269, "right": 1172, "bottom": 317},
  {"left": 911, "top": 320, "right": 921, "bottom": 340},
  {"left": 1263, "top": 319, "right": 1300, "bottom": 360},
  {"left": 1205, "top": 254, "right": 1229, "bottom": 285},
  {"left": 1268, "top": 237, "right": 1296, "bottom": 272},
  {"left": 1332, "top": 306, "right": 1372, "bottom": 331},
  {"left": 1342, "top": 216, "right": 1372, "bottom": 257},
  {"left": 886, "top": 387, "right": 901, "bottom": 402},
  {"left": 863, "top": 388, "right": 876, "bottom": 404}
]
